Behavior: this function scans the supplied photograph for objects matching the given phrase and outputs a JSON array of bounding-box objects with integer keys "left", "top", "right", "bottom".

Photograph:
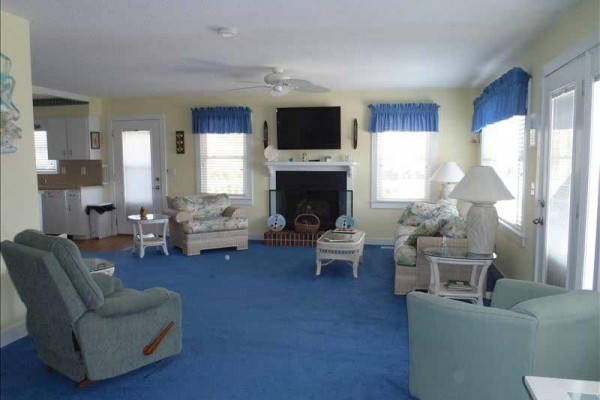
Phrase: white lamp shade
[
  {"left": 449, "top": 166, "right": 514, "bottom": 203},
  {"left": 430, "top": 162, "right": 465, "bottom": 183}
]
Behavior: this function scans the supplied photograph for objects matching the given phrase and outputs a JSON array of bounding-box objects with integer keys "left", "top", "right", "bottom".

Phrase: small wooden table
[
  {"left": 316, "top": 230, "right": 365, "bottom": 278},
  {"left": 127, "top": 214, "right": 169, "bottom": 258},
  {"left": 524, "top": 376, "right": 600, "bottom": 400},
  {"left": 423, "top": 247, "right": 495, "bottom": 306},
  {"left": 84, "top": 258, "right": 115, "bottom": 276}
]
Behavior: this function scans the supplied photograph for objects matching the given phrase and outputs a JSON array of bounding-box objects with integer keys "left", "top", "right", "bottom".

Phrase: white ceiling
[{"left": 3, "top": 0, "right": 580, "bottom": 98}]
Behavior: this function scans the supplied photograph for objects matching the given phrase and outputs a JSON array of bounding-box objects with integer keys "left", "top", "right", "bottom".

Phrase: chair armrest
[
  {"left": 96, "top": 287, "right": 174, "bottom": 317},
  {"left": 490, "top": 278, "right": 568, "bottom": 309},
  {"left": 222, "top": 206, "right": 246, "bottom": 218},
  {"left": 91, "top": 274, "right": 122, "bottom": 297},
  {"left": 164, "top": 208, "right": 192, "bottom": 223},
  {"left": 407, "top": 292, "right": 537, "bottom": 400}
]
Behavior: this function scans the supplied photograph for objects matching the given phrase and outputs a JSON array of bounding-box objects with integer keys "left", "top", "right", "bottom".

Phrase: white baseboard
[{"left": 1, "top": 323, "right": 28, "bottom": 348}]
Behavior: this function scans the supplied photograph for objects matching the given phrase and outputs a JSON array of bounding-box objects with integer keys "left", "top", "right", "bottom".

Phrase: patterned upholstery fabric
[
  {"left": 183, "top": 217, "right": 249, "bottom": 234},
  {"left": 395, "top": 225, "right": 418, "bottom": 237},
  {"left": 406, "top": 219, "right": 441, "bottom": 246},
  {"left": 394, "top": 244, "right": 417, "bottom": 266},
  {"left": 440, "top": 216, "right": 468, "bottom": 238},
  {"left": 170, "top": 194, "right": 230, "bottom": 218}
]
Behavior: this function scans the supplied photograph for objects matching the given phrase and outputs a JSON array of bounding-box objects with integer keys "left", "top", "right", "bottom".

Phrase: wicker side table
[{"left": 316, "top": 230, "right": 366, "bottom": 278}]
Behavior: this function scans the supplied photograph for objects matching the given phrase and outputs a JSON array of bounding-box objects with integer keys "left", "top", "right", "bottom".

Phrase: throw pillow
[
  {"left": 398, "top": 202, "right": 439, "bottom": 226},
  {"left": 406, "top": 219, "right": 441, "bottom": 246},
  {"left": 439, "top": 216, "right": 468, "bottom": 238}
]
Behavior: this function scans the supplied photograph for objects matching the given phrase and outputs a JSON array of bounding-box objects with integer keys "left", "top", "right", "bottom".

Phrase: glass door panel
[{"left": 122, "top": 130, "right": 153, "bottom": 217}]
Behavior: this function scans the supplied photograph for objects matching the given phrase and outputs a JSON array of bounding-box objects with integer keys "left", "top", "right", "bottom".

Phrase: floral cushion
[
  {"left": 396, "top": 225, "right": 418, "bottom": 237},
  {"left": 398, "top": 202, "right": 440, "bottom": 226},
  {"left": 171, "top": 194, "right": 230, "bottom": 218},
  {"left": 182, "top": 217, "right": 248, "bottom": 234},
  {"left": 406, "top": 219, "right": 441, "bottom": 246},
  {"left": 440, "top": 216, "right": 468, "bottom": 238},
  {"left": 394, "top": 244, "right": 417, "bottom": 266}
]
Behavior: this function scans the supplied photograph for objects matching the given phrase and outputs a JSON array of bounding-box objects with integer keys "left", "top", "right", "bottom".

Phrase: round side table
[{"left": 127, "top": 214, "right": 169, "bottom": 258}]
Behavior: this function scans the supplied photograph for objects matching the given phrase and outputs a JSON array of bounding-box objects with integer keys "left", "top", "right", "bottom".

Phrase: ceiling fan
[{"left": 231, "top": 68, "right": 331, "bottom": 96}]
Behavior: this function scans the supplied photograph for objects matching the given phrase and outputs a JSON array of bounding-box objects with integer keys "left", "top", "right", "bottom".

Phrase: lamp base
[{"left": 466, "top": 203, "right": 498, "bottom": 255}]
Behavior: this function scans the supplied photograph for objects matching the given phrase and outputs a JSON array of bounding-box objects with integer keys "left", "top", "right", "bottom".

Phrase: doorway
[
  {"left": 109, "top": 116, "right": 166, "bottom": 234},
  {"left": 535, "top": 44, "right": 599, "bottom": 290}
]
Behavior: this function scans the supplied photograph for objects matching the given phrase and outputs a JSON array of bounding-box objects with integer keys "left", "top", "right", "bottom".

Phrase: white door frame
[{"left": 107, "top": 114, "right": 168, "bottom": 226}]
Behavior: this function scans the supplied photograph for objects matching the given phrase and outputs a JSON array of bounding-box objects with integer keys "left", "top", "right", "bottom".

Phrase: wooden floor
[{"left": 74, "top": 235, "right": 132, "bottom": 252}]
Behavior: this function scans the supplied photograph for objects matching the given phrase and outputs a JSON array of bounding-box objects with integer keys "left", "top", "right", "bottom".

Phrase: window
[
  {"left": 34, "top": 129, "right": 58, "bottom": 174},
  {"left": 481, "top": 115, "right": 526, "bottom": 234},
  {"left": 371, "top": 131, "right": 435, "bottom": 207},
  {"left": 195, "top": 133, "right": 252, "bottom": 204}
]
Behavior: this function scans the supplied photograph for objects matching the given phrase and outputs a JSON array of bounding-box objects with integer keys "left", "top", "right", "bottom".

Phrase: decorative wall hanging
[
  {"left": 264, "top": 145, "right": 279, "bottom": 161},
  {"left": 267, "top": 214, "right": 286, "bottom": 232},
  {"left": 263, "top": 121, "right": 268, "bottom": 149},
  {"left": 175, "top": 130, "right": 185, "bottom": 154},
  {"left": 1, "top": 53, "right": 22, "bottom": 154},
  {"left": 90, "top": 131, "right": 100, "bottom": 149},
  {"left": 352, "top": 118, "right": 358, "bottom": 149}
]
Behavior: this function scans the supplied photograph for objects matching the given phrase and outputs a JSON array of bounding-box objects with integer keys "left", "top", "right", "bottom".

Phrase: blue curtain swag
[
  {"left": 192, "top": 107, "right": 252, "bottom": 134},
  {"left": 472, "top": 67, "right": 531, "bottom": 132},
  {"left": 368, "top": 103, "right": 439, "bottom": 133}
]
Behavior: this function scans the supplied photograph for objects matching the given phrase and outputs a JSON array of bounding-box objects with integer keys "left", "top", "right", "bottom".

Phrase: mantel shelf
[{"left": 264, "top": 161, "right": 358, "bottom": 189}]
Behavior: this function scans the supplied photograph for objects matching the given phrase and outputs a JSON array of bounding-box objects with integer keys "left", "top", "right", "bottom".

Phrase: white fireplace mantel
[{"left": 264, "top": 161, "right": 358, "bottom": 190}]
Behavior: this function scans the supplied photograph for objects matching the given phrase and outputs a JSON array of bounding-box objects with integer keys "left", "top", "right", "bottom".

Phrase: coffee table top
[
  {"left": 84, "top": 258, "right": 115, "bottom": 273},
  {"left": 318, "top": 230, "right": 365, "bottom": 245},
  {"left": 424, "top": 246, "right": 496, "bottom": 261},
  {"left": 127, "top": 214, "right": 169, "bottom": 222}
]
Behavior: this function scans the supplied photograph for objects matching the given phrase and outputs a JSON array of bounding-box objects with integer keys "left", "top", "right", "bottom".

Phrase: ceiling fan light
[{"left": 270, "top": 84, "right": 289, "bottom": 97}]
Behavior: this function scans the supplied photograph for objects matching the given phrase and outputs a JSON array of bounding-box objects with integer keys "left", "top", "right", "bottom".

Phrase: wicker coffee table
[{"left": 316, "top": 230, "right": 365, "bottom": 278}]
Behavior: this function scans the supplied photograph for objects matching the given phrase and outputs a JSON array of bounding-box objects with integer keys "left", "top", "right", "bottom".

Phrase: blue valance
[
  {"left": 368, "top": 103, "right": 439, "bottom": 133},
  {"left": 192, "top": 107, "right": 252, "bottom": 134},
  {"left": 472, "top": 67, "right": 531, "bottom": 132}
]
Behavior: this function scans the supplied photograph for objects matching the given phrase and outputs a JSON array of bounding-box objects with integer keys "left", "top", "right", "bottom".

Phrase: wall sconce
[{"left": 176, "top": 131, "right": 185, "bottom": 154}]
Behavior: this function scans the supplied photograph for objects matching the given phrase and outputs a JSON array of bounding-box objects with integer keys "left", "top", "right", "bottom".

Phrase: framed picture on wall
[{"left": 90, "top": 131, "right": 100, "bottom": 149}]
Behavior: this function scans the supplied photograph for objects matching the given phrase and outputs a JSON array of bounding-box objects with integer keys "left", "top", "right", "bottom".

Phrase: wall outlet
[{"left": 80, "top": 166, "right": 87, "bottom": 175}]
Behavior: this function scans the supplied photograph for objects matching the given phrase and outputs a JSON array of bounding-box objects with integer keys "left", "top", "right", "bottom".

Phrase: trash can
[{"left": 86, "top": 202, "right": 115, "bottom": 239}]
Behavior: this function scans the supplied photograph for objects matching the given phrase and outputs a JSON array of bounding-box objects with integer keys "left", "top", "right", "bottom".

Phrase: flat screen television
[{"left": 276, "top": 107, "right": 341, "bottom": 149}]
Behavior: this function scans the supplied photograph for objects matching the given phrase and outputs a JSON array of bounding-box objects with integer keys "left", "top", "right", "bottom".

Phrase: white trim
[
  {"left": 1, "top": 323, "right": 27, "bottom": 348},
  {"left": 542, "top": 32, "right": 600, "bottom": 77},
  {"left": 265, "top": 161, "right": 357, "bottom": 191},
  {"left": 32, "top": 85, "right": 90, "bottom": 102}
]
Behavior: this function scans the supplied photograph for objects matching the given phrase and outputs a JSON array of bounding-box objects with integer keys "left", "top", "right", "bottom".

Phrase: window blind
[
  {"left": 34, "top": 130, "right": 58, "bottom": 173},
  {"left": 196, "top": 133, "right": 247, "bottom": 196}
]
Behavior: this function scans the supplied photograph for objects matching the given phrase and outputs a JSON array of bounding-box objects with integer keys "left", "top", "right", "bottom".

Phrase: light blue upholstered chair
[
  {"left": 0, "top": 230, "right": 182, "bottom": 386},
  {"left": 407, "top": 278, "right": 600, "bottom": 400}
]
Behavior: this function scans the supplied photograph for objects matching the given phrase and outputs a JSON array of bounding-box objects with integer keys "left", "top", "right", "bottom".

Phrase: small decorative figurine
[{"left": 140, "top": 206, "right": 148, "bottom": 219}]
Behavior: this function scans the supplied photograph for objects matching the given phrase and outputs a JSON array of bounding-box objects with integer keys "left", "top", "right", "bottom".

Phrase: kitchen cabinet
[
  {"left": 41, "top": 187, "right": 104, "bottom": 238},
  {"left": 35, "top": 116, "right": 101, "bottom": 160}
]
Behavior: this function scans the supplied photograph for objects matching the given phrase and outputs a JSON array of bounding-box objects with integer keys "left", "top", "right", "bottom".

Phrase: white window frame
[
  {"left": 195, "top": 133, "right": 253, "bottom": 206},
  {"left": 480, "top": 116, "right": 528, "bottom": 246},
  {"left": 370, "top": 131, "right": 437, "bottom": 208},
  {"left": 34, "top": 129, "right": 58, "bottom": 174}
]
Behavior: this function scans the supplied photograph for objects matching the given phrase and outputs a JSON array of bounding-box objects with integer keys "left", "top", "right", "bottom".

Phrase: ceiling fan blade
[
  {"left": 227, "top": 86, "right": 270, "bottom": 92},
  {"left": 282, "top": 78, "right": 312, "bottom": 89},
  {"left": 295, "top": 85, "right": 331, "bottom": 93},
  {"left": 235, "top": 80, "right": 265, "bottom": 85}
]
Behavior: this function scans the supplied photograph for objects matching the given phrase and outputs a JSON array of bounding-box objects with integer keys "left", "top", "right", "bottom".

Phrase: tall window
[
  {"left": 195, "top": 133, "right": 251, "bottom": 204},
  {"left": 34, "top": 129, "right": 58, "bottom": 174},
  {"left": 371, "top": 131, "right": 434, "bottom": 207},
  {"left": 481, "top": 115, "right": 526, "bottom": 232}
]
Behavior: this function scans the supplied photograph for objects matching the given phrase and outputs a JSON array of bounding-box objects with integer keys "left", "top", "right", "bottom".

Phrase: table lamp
[
  {"left": 449, "top": 166, "right": 513, "bottom": 255},
  {"left": 430, "top": 162, "right": 465, "bottom": 202}
]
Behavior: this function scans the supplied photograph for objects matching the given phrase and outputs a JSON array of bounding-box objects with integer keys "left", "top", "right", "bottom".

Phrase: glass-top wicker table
[
  {"left": 316, "top": 230, "right": 365, "bottom": 278},
  {"left": 127, "top": 214, "right": 170, "bottom": 258},
  {"left": 423, "top": 247, "right": 496, "bottom": 305}
]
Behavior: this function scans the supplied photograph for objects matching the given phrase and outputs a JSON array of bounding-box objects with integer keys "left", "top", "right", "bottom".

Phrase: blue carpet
[{"left": 0, "top": 242, "right": 415, "bottom": 400}]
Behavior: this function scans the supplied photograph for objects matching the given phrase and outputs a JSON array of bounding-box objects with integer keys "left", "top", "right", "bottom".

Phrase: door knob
[{"left": 532, "top": 217, "right": 544, "bottom": 225}]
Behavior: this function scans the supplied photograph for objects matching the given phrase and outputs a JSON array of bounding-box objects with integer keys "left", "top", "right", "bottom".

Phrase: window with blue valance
[
  {"left": 192, "top": 107, "right": 252, "bottom": 134},
  {"left": 368, "top": 103, "right": 440, "bottom": 133},
  {"left": 472, "top": 67, "right": 531, "bottom": 132}
]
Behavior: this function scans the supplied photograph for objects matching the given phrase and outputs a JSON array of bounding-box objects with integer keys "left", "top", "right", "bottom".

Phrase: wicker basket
[{"left": 294, "top": 214, "right": 320, "bottom": 233}]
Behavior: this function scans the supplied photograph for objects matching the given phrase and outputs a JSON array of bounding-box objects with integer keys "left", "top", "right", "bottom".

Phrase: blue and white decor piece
[
  {"left": 368, "top": 103, "right": 439, "bottom": 133},
  {"left": 267, "top": 214, "right": 286, "bottom": 232},
  {"left": 1, "top": 53, "right": 22, "bottom": 154},
  {"left": 192, "top": 107, "right": 252, "bottom": 134},
  {"left": 335, "top": 215, "right": 355, "bottom": 231}
]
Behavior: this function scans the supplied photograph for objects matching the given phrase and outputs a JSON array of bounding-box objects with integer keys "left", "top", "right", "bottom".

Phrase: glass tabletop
[
  {"left": 423, "top": 246, "right": 496, "bottom": 260},
  {"left": 320, "top": 229, "right": 364, "bottom": 243},
  {"left": 127, "top": 213, "right": 169, "bottom": 221}
]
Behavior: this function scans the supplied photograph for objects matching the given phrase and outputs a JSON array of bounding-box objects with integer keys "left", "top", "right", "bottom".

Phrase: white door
[
  {"left": 535, "top": 45, "right": 600, "bottom": 290},
  {"left": 112, "top": 118, "right": 165, "bottom": 234}
]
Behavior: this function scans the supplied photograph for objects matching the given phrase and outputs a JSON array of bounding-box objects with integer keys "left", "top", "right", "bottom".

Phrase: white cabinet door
[
  {"left": 42, "top": 191, "right": 68, "bottom": 234},
  {"left": 46, "top": 118, "right": 68, "bottom": 160},
  {"left": 67, "top": 117, "right": 90, "bottom": 159},
  {"left": 66, "top": 190, "right": 82, "bottom": 236}
]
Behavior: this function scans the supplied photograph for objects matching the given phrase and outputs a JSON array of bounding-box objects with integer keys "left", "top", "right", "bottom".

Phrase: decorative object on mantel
[
  {"left": 324, "top": 155, "right": 332, "bottom": 162},
  {"left": 264, "top": 145, "right": 279, "bottom": 161},
  {"left": 301, "top": 152, "right": 308, "bottom": 162},
  {"left": 263, "top": 121, "right": 268, "bottom": 149},
  {"left": 430, "top": 162, "right": 465, "bottom": 203},
  {"left": 294, "top": 214, "right": 320, "bottom": 233},
  {"left": 175, "top": 130, "right": 185, "bottom": 154},
  {"left": 449, "top": 166, "right": 513, "bottom": 255},
  {"left": 267, "top": 214, "right": 286, "bottom": 232},
  {"left": 1, "top": 53, "right": 22, "bottom": 154},
  {"left": 352, "top": 118, "right": 358, "bottom": 149},
  {"left": 335, "top": 215, "right": 355, "bottom": 231}
]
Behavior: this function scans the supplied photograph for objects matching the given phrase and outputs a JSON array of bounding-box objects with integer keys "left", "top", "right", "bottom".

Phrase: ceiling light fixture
[
  {"left": 215, "top": 27, "right": 238, "bottom": 38},
  {"left": 270, "top": 84, "right": 290, "bottom": 97}
]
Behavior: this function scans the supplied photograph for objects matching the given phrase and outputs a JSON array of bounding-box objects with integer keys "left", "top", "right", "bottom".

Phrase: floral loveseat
[
  {"left": 394, "top": 200, "right": 471, "bottom": 294},
  {"left": 165, "top": 194, "right": 248, "bottom": 256}
]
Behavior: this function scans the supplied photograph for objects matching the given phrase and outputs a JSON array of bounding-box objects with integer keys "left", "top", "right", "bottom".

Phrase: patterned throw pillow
[
  {"left": 406, "top": 219, "right": 441, "bottom": 246},
  {"left": 398, "top": 202, "right": 440, "bottom": 226},
  {"left": 439, "top": 216, "right": 468, "bottom": 238},
  {"left": 394, "top": 244, "right": 417, "bottom": 266}
]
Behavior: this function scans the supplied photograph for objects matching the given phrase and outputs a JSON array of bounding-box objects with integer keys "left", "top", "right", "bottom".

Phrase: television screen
[{"left": 276, "top": 107, "right": 341, "bottom": 149}]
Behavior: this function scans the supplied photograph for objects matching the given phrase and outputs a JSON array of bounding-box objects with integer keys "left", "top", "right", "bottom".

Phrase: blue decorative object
[
  {"left": 368, "top": 103, "right": 439, "bottom": 133},
  {"left": 335, "top": 215, "right": 355, "bottom": 230},
  {"left": 267, "top": 214, "right": 286, "bottom": 232},
  {"left": 472, "top": 67, "right": 531, "bottom": 132},
  {"left": 192, "top": 107, "right": 252, "bottom": 134}
]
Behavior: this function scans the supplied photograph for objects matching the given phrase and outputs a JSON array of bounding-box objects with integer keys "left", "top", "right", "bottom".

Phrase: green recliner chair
[
  {"left": 407, "top": 278, "right": 600, "bottom": 400},
  {"left": 0, "top": 230, "right": 182, "bottom": 385}
]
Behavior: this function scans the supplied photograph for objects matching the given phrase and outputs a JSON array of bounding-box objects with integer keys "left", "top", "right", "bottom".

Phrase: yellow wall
[
  {"left": 104, "top": 88, "right": 479, "bottom": 241},
  {"left": 489, "top": 0, "right": 600, "bottom": 279},
  {"left": 0, "top": 12, "right": 39, "bottom": 332}
]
